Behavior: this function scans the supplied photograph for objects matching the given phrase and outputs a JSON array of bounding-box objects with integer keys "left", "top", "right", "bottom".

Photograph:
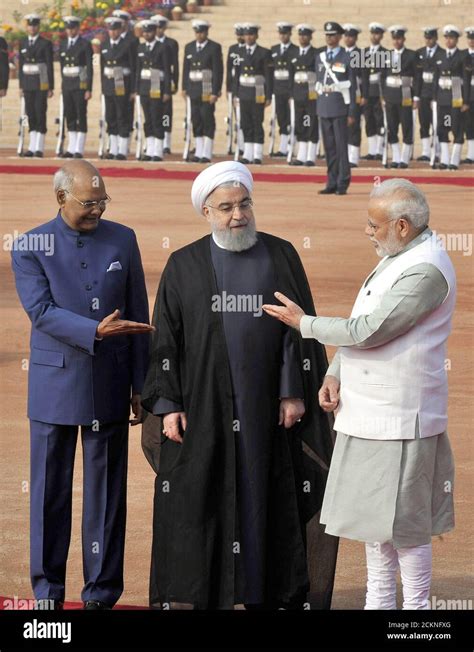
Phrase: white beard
[{"left": 211, "top": 219, "right": 258, "bottom": 252}]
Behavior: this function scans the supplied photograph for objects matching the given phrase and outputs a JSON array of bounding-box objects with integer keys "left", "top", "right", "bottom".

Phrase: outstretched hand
[
  {"left": 96, "top": 309, "right": 155, "bottom": 338},
  {"left": 262, "top": 292, "right": 305, "bottom": 330}
]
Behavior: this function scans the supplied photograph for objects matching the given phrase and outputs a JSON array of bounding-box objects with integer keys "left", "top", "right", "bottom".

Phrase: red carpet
[
  {"left": 0, "top": 596, "right": 148, "bottom": 610},
  {"left": 0, "top": 163, "right": 472, "bottom": 186}
]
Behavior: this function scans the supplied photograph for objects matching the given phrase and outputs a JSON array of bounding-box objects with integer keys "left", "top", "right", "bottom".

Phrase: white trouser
[
  {"left": 440, "top": 142, "right": 450, "bottom": 165},
  {"left": 35, "top": 133, "right": 45, "bottom": 152},
  {"left": 203, "top": 136, "right": 213, "bottom": 160},
  {"left": 243, "top": 142, "right": 253, "bottom": 162},
  {"left": 75, "top": 132, "right": 86, "bottom": 154},
  {"left": 296, "top": 141, "right": 308, "bottom": 162},
  {"left": 153, "top": 137, "right": 164, "bottom": 158},
  {"left": 450, "top": 143, "right": 462, "bottom": 167},
  {"left": 365, "top": 542, "right": 432, "bottom": 610},
  {"left": 401, "top": 143, "right": 411, "bottom": 165},
  {"left": 67, "top": 131, "right": 77, "bottom": 154},
  {"left": 164, "top": 131, "right": 171, "bottom": 150},
  {"left": 278, "top": 133, "right": 289, "bottom": 154},
  {"left": 194, "top": 136, "right": 204, "bottom": 159},
  {"left": 145, "top": 136, "right": 154, "bottom": 156},
  {"left": 376, "top": 134, "right": 384, "bottom": 155},
  {"left": 118, "top": 136, "right": 129, "bottom": 156},
  {"left": 253, "top": 143, "right": 263, "bottom": 160},
  {"left": 348, "top": 144, "right": 360, "bottom": 165},
  {"left": 28, "top": 130, "right": 38, "bottom": 152},
  {"left": 467, "top": 139, "right": 474, "bottom": 160},
  {"left": 421, "top": 137, "right": 431, "bottom": 158},
  {"left": 367, "top": 135, "right": 377, "bottom": 156},
  {"left": 391, "top": 143, "right": 401, "bottom": 163},
  {"left": 109, "top": 134, "right": 118, "bottom": 156}
]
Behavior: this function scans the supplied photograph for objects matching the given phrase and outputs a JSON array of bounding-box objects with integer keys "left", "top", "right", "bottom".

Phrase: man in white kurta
[{"left": 263, "top": 178, "right": 456, "bottom": 610}]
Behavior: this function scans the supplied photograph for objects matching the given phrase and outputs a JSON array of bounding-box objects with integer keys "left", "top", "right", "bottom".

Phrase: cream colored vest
[{"left": 334, "top": 233, "right": 456, "bottom": 440}]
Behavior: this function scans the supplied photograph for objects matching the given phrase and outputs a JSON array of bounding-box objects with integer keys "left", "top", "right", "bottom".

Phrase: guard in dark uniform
[
  {"left": 136, "top": 19, "right": 171, "bottom": 161},
  {"left": 101, "top": 17, "right": 135, "bottom": 159},
  {"left": 433, "top": 25, "right": 467, "bottom": 169},
  {"left": 233, "top": 23, "right": 272, "bottom": 164},
  {"left": 19, "top": 13, "right": 54, "bottom": 157},
  {"left": 0, "top": 36, "right": 9, "bottom": 97},
  {"left": 343, "top": 24, "right": 363, "bottom": 167},
  {"left": 414, "top": 27, "right": 444, "bottom": 162},
  {"left": 315, "top": 21, "right": 356, "bottom": 194},
  {"left": 59, "top": 16, "right": 93, "bottom": 158},
  {"left": 152, "top": 15, "right": 179, "bottom": 154},
  {"left": 289, "top": 24, "right": 319, "bottom": 166},
  {"left": 226, "top": 23, "right": 246, "bottom": 154},
  {"left": 382, "top": 26, "right": 416, "bottom": 168},
  {"left": 360, "top": 22, "right": 387, "bottom": 160},
  {"left": 270, "top": 22, "right": 298, "bottom": 157},
  {"left": 462, "top": 26, "right": 474, "bottom": 163},
  {"left": 182, "top": 20, "right": 223, "bottom": 163},
  {"left": 113, "top": 9, "right": 139, "bottom": 147}
]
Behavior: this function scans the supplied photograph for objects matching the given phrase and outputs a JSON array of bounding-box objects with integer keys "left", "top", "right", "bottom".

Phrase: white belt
[
  {"left": 386, "top": 75, "right": 402, "bottom": 88},
  {"left": 104, "top": 66, "right": 131, "bottom": 78},
  {"left": 422, "top": 71, "right": 434, "bottom": 83},
  {"left": 63, "top": 66, "right": 81, "bottom": 77},
  {"left": 369, "top": 72, "right": 381, "bottom": 83},
  {"left": 294, "top": 71, "right": 309, "bottom": 83},
  {"left": 274, "top": 69, "right": 290, "bottom": 80},
  {"left": 439, "top": 77, "right": 452, "bottom": 89},
  {"left": 189, "top": 70, "right": 203, "bottom": 82},
  {"left": 22, "top": 64, "right": 40, "bottom": 74},
  {"left": 140, "top": 68, "right": 164, "bottom": 80},
  {"left": 471, "top": 77, "right": 474, "bottom": 87},
  {"left": 239, "top": 74, "right": 256, "bottom": 86}
]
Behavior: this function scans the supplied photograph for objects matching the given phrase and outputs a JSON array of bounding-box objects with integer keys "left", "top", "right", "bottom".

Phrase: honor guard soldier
[
  {"left": 0, "top": 36, "right": 9, "bottom": 97},
  {"left": 226, "top": 23, "right": 246, "bottom": 155},
  {"left": 360, "top": 22, "right": 387, "bottom": 160},
  {"left": 233, "top": 23, "right": 272, "bottom": 164},
  {"left": 462, "top": 27, "right": 474, "bottom": 163},
  {"left": 182, "top": 20, "right": 223, "bottom": 163},
  {"left": 343, "top": 24, "right": 363, "bottom": 167},
  {"left": 289, "top": 24, "right": 319, "bottom": 166},
  {"left": 101, "top": 16, "right": 135, "bottom": 159},
  {"left": 112, "top": 9, "right": 139, "bottom": 146},
  {"left": 19, "top": 14, "right": 54, "bottom": 157},
  {"left": 316, "top": 21, "right": 356, "bottom": 195},
  {"left": 152, "top": 15, "right": 179, "bottom": 154},
  {"left": 270, "top": 22, "right": 298, "bottom": 157},
  {"left": 136, "top": 20, "right": 171, "bottom": 161},
  {"left": 59, "top": 16, "right": 93, "bottom": 158},
  {"left": 382, "top": 26, "right": 416, "bottom": 168},
  {"left": 433, "top": 25, "right": 468, "bottom": 169},
  {"left": 414, "top": 27, "right": 444, "bottom": 162}
]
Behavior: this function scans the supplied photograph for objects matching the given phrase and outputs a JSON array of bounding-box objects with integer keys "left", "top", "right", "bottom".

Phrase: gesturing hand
[
  {"left": 318, "top": 375, "right": 340, "bottom": 413},
  {"left": 262, "top": 292, "right": 305, "bottom": 330},
  {"left": 162, "top": 411, "right": 187, "bottom": 444},
  {"left": 96, "top": 309, "right": 155, "bottom": 338},
  {"left": 279, "top": 398, "right": 305, "bottom": 429},
  {"left": 130, "top": 393, "right": 143, "bottom": 426}
]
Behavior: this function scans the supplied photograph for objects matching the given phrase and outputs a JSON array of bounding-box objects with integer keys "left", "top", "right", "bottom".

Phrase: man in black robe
[{"left": 141, "top": 161, "right": 337, "bottom": 610}]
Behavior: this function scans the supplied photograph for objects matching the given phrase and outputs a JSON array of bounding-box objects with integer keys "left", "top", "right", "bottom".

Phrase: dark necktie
[
  {"left": 29, "top": 39, "right": 34, "bottom": 47},
  {"left": 300, "top": 48, "right": 305, "bottom": 56},
  {"left": 447, "top": 51, "right": 451, "bottom": 59},
  {"left": 147, "top": 43, "right": 151, "bottom": 51},
  {"left": 247, "top": 47, "right": 251, "bottom": 55},
  {"left": 327, "top": 50, "right": 333, "bottom": 62}
]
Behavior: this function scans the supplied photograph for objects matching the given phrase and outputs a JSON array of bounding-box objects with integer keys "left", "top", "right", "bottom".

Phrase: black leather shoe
[
  {"left": 163, "top": 147, "right": 171, "bottom": 155},
  {"left": 34, "top": 599, "right": 64, "bottom": 610},
  {"left": 349, "top": 162, "right": 358, "bottom": 168},
  {"left": 62, "top": 151, "right": 74, "bottom": 158},
  {"left": 335, "top": 189, "right": 347, "bottom": 195},
  {"left": 152, "top": 156, "right": 163, "bottom": 162},
  {"left": 239, "top": 157, "right": 250, "bottom": 164},
  {"left": 200, "top": 157, "right": 211, "bottom": 163},
  {"left": 289, "top": 160, "right": 304, "bottom": 166},
  {"left": 23, "top": 150, "right": 34, "bottom": 157},
  {"left": 374, "top": 154, "right": 383, "bottom": 161},
  {"left": 305, "top": 160, "right": 315, "bottom": 167},
  {"left": 363, "top": 154, "right": 375, "bottom": 160},
  {"left": 318, "top": 187, "right": 337, "bottom": 195},
  {"left": 273, "top": 151, "right": 286, "bottom": 158},
  {"left": 438, "top": 163, "right": 448, "bottom": 170},
  {"left": 253, "top": 159, "right": 262, "bottom": 164},
  {"left": 191, "top": 155, "right": 200, "bottom": 162},
  {"left": 390, "top": 162, "right": 399, "bottom": 168},
  {"left": 417, "top": 155, "right": 430, "bottom": 161},
  {"left": 141, "top": 155, "right": 152, "bottom": 161},
  {"left": 84, "top": 600, "right": 111, "bottom": 610},
  {"left": 398, "top": 162, "right": 408, "bottom": 169},
  {"left": 34, "top": 151, "right": 44, "bottom": 158},
  {"left": 461, "top": 157, "right": 473, "bottom": 164},
  {"left": 115, "top": 154, "right": 126, "bottom": 160},
  {"left": 448, "top": 164, "right": 458, "bottom": 170},
  {"left": 73, "top": 153, "right": 83, "bottom": 159},
  {"left": 104, "top": 153, "right": 115, "bottom": 159}
]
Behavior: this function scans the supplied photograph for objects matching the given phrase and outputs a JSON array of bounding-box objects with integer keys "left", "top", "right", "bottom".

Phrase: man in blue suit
[{"left": 11, "top": 160, "right": 153, "bottom": 610}]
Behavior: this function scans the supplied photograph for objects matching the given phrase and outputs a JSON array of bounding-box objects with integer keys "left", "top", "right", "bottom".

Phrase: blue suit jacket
[
  {"left": 316, "top": 47, "right": 356, "bottom": 119},
  {"left": 11, "top": 213, "right": 150, "bottom": 426}
]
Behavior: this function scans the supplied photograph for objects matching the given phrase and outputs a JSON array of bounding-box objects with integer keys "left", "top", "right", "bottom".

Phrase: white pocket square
[{"left": 106, "top": 261, "right": 122, "bottom": 272}]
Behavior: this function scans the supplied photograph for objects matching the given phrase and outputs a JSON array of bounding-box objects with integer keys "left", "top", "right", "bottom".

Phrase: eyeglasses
[
  {"left": 64, "top": 190, "right": 112, "bottom": 210},
  {"left": 204, "top": 197, "right": 254, "bottom": 215},
  {"left": 366, "top": 216, "right": 399, "bottom": 233}
]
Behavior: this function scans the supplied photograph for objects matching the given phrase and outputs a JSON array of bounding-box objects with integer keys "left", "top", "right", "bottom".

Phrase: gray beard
[{"left": 211, "top": 220, "right": 258, "bottom": 252}]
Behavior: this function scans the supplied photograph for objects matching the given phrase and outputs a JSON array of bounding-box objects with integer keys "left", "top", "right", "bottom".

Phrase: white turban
[{"left": 191, "top": 161, "right": 254, "bottom": 216}]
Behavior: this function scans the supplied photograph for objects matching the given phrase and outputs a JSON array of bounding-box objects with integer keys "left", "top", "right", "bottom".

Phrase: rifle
[
  {"left": 135, "top": 94, "right": 143, "bottom": 160},
  {"left": 17, "top": 96, "right": 27, "bottom": 156},
  {"left": 55, "top": 94, "right": 65, "bottom": 157},
  {"left": 233, "top": 98, "right": 241, "bottom": 162},
  {"left": 287, "top": 97, "right": 295, "bottom": 164},
  {"left": 98, "top": 94, "right": 106, "bottom": 159},
  {"left": 268, "top": 93, "right": 276, "bottom": 156},
  {"left": 183, "top": 95, "right": 192, "bottom": 161},
  {"left": 430, "top": 101, "right": 438, "bottom": 168},
  {"left": 226, "top": 91, "right": 234, "bottom": 155}
]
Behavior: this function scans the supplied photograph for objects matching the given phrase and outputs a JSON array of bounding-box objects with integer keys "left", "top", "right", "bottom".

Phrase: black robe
[{"left": 141, "top": 232, "right": 338, "bottom": 609}]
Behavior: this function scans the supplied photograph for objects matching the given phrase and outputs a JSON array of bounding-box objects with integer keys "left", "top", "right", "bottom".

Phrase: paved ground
[{"left": 0, "top": 157, "right": 472, "bottom": 609}]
